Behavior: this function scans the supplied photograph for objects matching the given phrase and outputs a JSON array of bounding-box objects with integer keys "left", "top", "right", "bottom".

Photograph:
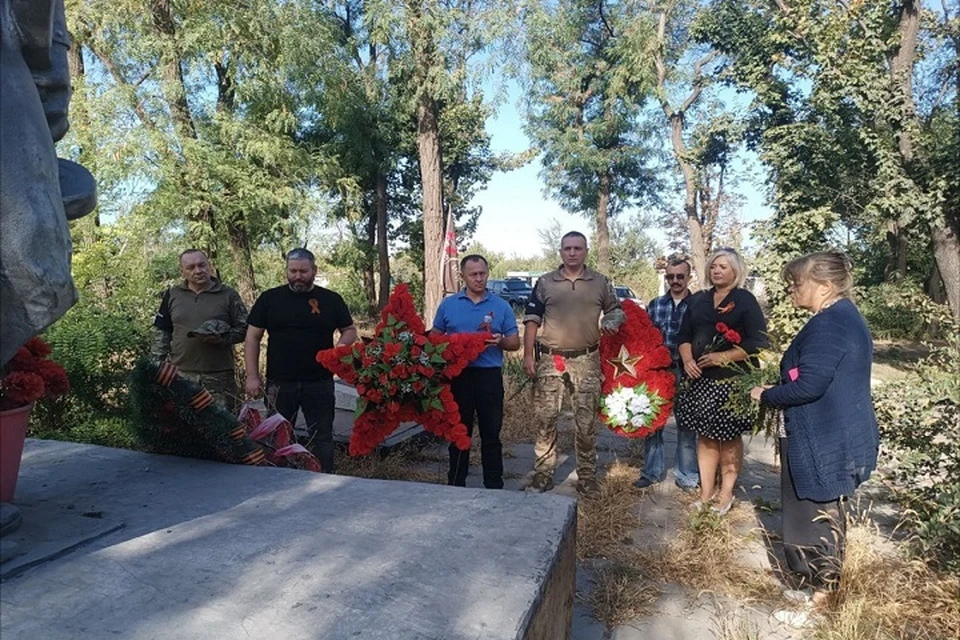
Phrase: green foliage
[
  {"left": 874, "top": 329, "right": 960, "bottom": 571},
  {"left": 32, "top": 302, "right": 151, "bottom": 434},
  {"left": 858, "top": 280, "right": 953, "bottom": 341},
  {"left": 521, "top": 0, "right": 661, "bottom": 257}
]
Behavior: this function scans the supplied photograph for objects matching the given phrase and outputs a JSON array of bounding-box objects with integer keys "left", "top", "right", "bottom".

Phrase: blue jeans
[{"left": 641, "top": 366, "right": 699, "bottom": 487}]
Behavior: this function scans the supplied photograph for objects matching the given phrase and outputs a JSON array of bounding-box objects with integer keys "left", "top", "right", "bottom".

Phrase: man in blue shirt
[
  {"left": 432, "top": 254, "right": 520, "bottom": 489},
  {"left": 634, "top": 257, "right": 699, "bottom": 492}
]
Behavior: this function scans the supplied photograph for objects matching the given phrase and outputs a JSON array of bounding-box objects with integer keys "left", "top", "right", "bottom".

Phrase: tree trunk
[
  {"left": 363, "top": 208, "right": 378, "bottom": 317},
  {"left": 417, "top": 94, "right": 444, "bottom": 327},
  {"left": 224, "top": 222, "right": 258, "bottom": 307},
  {"left": 670, "top": 115, "right": 707, "bottom": 287},
  {"left": 407, "top": 0, "right": 444, "bottom": 326},
  {"left": 932, "top": 221, "right": 960, "bottom": 323},
  {"left": 595, "top": 170, "right": 611, "bottom": 274},
  {"left": 376, "top": 170, "right": 391, "bottom": 309},
  {"left": 151, "top": 0, "right": 195, "bottom": 140}
]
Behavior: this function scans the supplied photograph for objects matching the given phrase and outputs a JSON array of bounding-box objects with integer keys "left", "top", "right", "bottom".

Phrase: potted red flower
[{"left": 0, "top": 337, "right": 70, "bottom": 501}]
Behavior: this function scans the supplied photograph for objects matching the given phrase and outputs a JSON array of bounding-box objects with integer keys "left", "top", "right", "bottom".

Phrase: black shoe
[{"left": 633, "top": 477, "right": 657, "bottom": 489}]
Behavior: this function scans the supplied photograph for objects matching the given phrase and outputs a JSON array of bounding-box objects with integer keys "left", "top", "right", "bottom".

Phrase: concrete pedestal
[{"left": 1, "top": 440, "right": 576, "bottom": 639}]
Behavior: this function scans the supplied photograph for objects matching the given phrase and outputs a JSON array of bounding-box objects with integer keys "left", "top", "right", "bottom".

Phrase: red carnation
[
  {"left": 553, "top": 355, "right": 566, "bottom": 373},
  {"left": 8, "top": 347, "right": 38, "bottom": 372},
  {"left": 724, "top": 329, "right": 742, "bottom": 344},
  {"left": 36, "top": 360, "right": 70, "bottom": 396},
  {"left": 716, "top": 322, "right": 729, "bottom": 334},
  {"left": 1, "top": 371, "right": 46, "bottom": 408},
  {"left": 23, "top": 337, "right": 52, "bottom": 359}
]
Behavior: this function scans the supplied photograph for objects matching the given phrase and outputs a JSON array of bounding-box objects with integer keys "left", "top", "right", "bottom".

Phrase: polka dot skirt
[{"left": 675, "top": 377, "right": 752, "bottom": 442}]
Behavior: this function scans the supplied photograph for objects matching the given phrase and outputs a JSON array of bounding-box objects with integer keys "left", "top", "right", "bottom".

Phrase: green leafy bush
[
  {"left": 858, "top": 280, "right": 947, "bottom": 340},
  {"left": 31, "top": 302, "right": 150, "bottom": 439},
  {"left": 874, "top": 329, "right": 960, "bottom": 571}
]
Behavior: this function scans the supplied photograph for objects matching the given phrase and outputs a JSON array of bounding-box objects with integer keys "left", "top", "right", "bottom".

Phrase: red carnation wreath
[
  {"left": 598, "top": 300, "right": 676, "bottom": 438},
  {"left": 316, "top": 284, "right": 489, "bottom": 456}
]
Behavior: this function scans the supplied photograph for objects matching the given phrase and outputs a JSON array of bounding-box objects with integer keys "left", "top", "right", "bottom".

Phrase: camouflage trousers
[
  {"left": 532, "top": 350, "right": 603, "bottom": 482},
  {"left": 179, "top": 369, "right": 239, "bottom": 414}
]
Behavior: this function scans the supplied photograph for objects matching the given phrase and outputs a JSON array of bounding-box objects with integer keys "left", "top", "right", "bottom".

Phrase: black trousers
[
  {"left": 267, "top": 379, "right": 336, "bottom": 473},
  {"left": 780, "top": 438, "right": 847, "bottom": 590},
  {"left": 448, "top": 367, "right": 504, "bottom": 489}
]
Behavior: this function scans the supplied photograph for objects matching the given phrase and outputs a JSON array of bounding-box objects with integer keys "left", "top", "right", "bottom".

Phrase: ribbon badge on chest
[{"left": 308, "top": 299, "right": 321, "bottom": 315}]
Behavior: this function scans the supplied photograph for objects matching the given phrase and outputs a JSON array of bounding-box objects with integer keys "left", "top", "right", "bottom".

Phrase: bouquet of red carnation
[
  {"left": 1, "top": 337, "right": 70, "bottom": 411},
  {"left": 317, "top": 284, "right": 490, "bottom": 456},
  {"left": 705, "top": 322, "right": 742, "bottom": 354}
]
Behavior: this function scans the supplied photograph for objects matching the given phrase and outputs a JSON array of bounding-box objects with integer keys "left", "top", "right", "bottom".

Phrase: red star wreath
[
  {"left": 316, "top": 284, "right": 490, "bottom": 456},
  {"left": 598, "top": 300, "right": 676, "bottom": 438}
]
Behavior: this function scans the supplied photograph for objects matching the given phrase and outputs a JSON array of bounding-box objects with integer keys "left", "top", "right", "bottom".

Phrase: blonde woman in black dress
[{"left": 675, "top": 248, "right": 768, "bottom": 514}]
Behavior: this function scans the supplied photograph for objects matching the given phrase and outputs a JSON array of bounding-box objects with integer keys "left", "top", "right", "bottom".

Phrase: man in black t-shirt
[{"left": 244, "top": 248, "right": 357, "bottom": 472}]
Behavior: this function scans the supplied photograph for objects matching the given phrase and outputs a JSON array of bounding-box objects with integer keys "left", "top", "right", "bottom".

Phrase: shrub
[
  {"left": 31, "top": 301, "right": 150, "bottom": 438},
  {"left": 858, "top": 280, "right": 952, "bottom": 340},
  {"left": 874, "top": 324, "right": 960, "bottom": 571}
]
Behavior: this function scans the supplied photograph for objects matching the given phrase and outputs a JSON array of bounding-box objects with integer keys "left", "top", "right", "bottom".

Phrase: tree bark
[
  {"left": 407, "top": 0, "right": 444, "bottom": 326},
  {"left": 932, "top": 221, "right": 960, "bottom": 322},
  {"left": 654, "top": 9, "right": 714, "bottom": 288},
  {"left": 376, "top": 170, "right": 391, "bottom": 309},
  {"left": 595, "top": 170, "right": 611, "bottom": 274},
  {"left": 363, "top": 207, "right": 378, "bottom": 316},
  {"left": 416, "top": 94, "right": 444, "bottom": 327},
  {"left": 151, "top": 0, "right": 195, "bottom": 140},
  {"left": 225, "top": 221, "right": 258, "bottom": 307}
]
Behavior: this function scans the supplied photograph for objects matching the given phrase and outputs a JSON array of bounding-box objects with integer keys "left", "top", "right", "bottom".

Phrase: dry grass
[
  {"left": 638, "top": 504, "right": 780, "bottom": 602},
  {"left": 711, "top": 609, "right": 763, "bottom": 640},
  {"left": 334, "top": 447, "right": 445, "bottom": 485},
  {"left": 577, "top": 461, "right": 642, "bottom": 559},
  {"left": 500, "top": 355, "right": 539, "bottom": 445},
  {"left": 584, "top": 557, "right": 661, "bottom": 628},
  {"left": 814, "top": 520, "right": 960, "bottom": 640}
]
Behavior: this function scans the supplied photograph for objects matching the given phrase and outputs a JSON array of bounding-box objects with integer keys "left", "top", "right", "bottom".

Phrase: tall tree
[
  {"left": 522, "top": 0, "right": 660, "bottom": 273},
  {"left": 650, "top": 0, "right": 731, "bottom": 283},
  {"left": 696, "top": 0, "right": 960, "bottom": 323},
  {"left": 65, "top": 0, "right": 340, "bottom": 305}
]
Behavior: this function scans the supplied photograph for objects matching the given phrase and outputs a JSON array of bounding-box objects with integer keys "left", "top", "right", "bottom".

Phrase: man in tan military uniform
[
  {"left": 522, "top": 231, "right": 625, "bottom": 495},
  {"left": 153, "top": 249, "right": 248, "bottom": 411}
]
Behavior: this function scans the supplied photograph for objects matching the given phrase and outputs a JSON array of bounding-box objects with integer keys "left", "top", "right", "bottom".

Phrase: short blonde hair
[
  {"left": 782, "top": 251, "right": 854, "bottom": 299},
  {"left": 706, "top": 248, "right": 747, "bottom": 288}
]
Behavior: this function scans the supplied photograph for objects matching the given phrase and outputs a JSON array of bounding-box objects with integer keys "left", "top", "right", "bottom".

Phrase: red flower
[
  {"left": 23, "top": 337, "right": 52, "bottom": 359},
  {"left": 36, "top": 360, "right": 70, "bottom": 396},
  {"left": 724, "top": 329, "right": 742, "bottom": 344},
  {"left": 716, "top": 322, "right": 729, "bottom": 334},
  {"left": 598, "top": 301, "right": 675, "bottom": 439},
  {"left": 1, "top": 371, "right": 45, "bottom": 408},
  {"left": 553, "top": 355, "right": 566, "bottom": 373},
  {"left": 1, "top": 337, "right": 69, "bottom": 410},
  {"left": 317, "top": 283, "right": 486, "bottom": 455}
]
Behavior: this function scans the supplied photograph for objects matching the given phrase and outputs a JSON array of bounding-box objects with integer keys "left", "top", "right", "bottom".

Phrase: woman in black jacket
[
  {"left": 751, "top": 251, "right": 878, "bottom": 605},
  {"left": 676, "top": 248, "right": 768, "bottom": 515}
]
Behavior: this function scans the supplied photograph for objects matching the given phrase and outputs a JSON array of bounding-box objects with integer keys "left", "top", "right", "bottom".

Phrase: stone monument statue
[
  {"left": 0, "top": 0, "right": 96, "bottom": 368},
  {"left": 1, "top": 0, "right": 96, "bottom": 540}
]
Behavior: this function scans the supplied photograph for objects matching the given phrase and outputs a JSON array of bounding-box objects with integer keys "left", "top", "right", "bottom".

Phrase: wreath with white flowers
[{"left": 597, "top": 300, "right": 676, "bottom": 438}]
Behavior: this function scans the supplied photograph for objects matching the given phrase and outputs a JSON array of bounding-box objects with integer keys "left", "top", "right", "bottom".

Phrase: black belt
[{"left": 538, "top": 343, "right": 599, "bottom": 358}]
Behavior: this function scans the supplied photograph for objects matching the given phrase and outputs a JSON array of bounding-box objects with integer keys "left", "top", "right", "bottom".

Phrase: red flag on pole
[{"left": 441, "top": 209, "right": 459, "bottom": 295}]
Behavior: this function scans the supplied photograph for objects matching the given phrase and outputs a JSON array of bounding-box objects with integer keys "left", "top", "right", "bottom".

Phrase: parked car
[
  {"left": 488, "top": 278, "right": 533, "bottom": 308},
  {"left": 615, "top": 285, "right": 645, "bottom": 309}
]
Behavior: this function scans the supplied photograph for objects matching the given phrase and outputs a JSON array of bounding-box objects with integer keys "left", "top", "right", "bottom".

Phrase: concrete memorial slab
[{"left": 1, "top": 439, "right": 576, "bottom": 639}]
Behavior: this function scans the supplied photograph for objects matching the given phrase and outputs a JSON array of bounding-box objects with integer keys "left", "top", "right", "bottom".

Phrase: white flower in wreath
[{"left": 603, "top": 385, "right": 658, "bottom": 430}]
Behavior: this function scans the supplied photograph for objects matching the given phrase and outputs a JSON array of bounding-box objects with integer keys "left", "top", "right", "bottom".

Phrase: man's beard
[{"left": 289, "top": 281, "right": 312, "bottom": 292}]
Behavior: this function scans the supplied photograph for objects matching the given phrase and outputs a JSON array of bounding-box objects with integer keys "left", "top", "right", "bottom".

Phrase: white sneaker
[{"left": 773, "top": 609, "right": 816, "bottom": 628}]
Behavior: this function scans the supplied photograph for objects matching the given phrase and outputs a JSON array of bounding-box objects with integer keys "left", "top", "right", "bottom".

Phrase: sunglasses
[{"left": 665, "top": 274, "right": 686, "bottom": 281}]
